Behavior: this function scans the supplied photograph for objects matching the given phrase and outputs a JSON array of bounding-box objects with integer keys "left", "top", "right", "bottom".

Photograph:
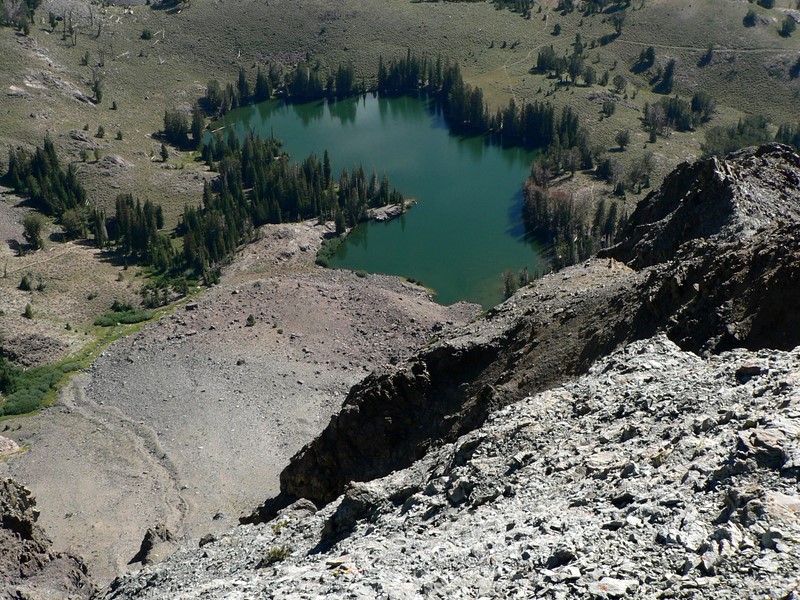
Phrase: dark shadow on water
[
  {"left": 334, "top": 241, "right": 348, "bottom": 261},
  {"left": 504, "top": 189, "right": 551, "bottom": 255},
  {"left": 289, "top": 99, "right": 326, "bottom": 127},
  {"left": 505, "top": 188, "right": 528, "bottom": 242},
  {"left": 255, "top": 100, "right": 281, "bottom": 123},
  {"left": 423, "top": 96, "right": 449, "bottom": 131},
  {"left": 379, "top": 91, "right": 430, "bottom": 123},
  {"left": 327, "top": 97, "right": 357, "bottom": 125},
  {"left": 452, "top": 133, "right": 488, "bottom": 162},
  {"left": 347, "top": 223, "right": 370, "bottom": 251}
]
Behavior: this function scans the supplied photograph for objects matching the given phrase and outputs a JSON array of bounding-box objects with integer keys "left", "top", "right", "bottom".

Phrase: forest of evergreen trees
[
  {"left": 3, "top": 135, "right": 404, "bottom": 294},
  {"left": 5, "top": 137, "right": 87, "bottom": 217},
  {"left": 203, "top": 63, "right": 357, "bottom": 116},
  {"left": 522, "top": 180, "right": 621, "bottom": 270},
  {"left": 203, "top": 52, "right": 590, "bottom": 162},
  {"left": 702, "top": 115, "right": 800, "bottom": 158},
  {"left": 186, "top": 132, "right": 403, "bottom": 279}
]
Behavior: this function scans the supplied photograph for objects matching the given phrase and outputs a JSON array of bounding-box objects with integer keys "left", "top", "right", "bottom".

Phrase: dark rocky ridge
[
  {"left": 249, "top": 143, "right": 800, "bottom": 518},
  {"left": 0, "top": 478, "right": 94, "bottom": 599},
  {"left": 603, "top": 143, "right": 800, "bottom": 269}
]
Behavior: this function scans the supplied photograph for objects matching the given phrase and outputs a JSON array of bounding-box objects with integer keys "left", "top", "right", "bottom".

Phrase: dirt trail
[
  {"left": 63, "top": 375, "right": 190, "bottom": 534},
  {"left": 5, "top": 246, "right": 77, "bottom": 275}
]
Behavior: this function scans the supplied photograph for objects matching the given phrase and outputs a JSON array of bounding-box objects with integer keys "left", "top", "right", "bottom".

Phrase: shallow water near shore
[{"left": 216, "top": 94, "right": 545, "bottom": 307}]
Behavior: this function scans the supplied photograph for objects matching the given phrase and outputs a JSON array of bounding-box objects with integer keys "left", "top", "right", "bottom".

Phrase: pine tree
[
  {"left": 254, "top": 66, "right": 272, "bottom": 102},
  {"left": 237, "top": 67, "right": 250, "bottom": 103},
  {"left": 23, "top": 214, "right": 45, "bottom": 249},
  {"left": 191, "top": 102, "right": 205, "bottom": 148},
  {"left": 323, "top": 150, "right": 332, "bottom": 187}
]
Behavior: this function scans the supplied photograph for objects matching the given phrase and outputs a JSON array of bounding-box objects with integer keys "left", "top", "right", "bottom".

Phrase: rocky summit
[
  {"left": 5, "top": 144, "right": 800, "bottom": 598},
  {"left": 103, "top": 334, "right": 800, "bottom": 598}
]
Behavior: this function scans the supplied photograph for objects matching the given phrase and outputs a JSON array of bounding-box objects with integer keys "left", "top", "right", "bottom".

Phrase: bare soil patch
[
  {"left": 0, "top": 220, "right": 479, "bottom": 585},
  {"left": 0, "top": 192, "right": 143, "bottom": 367}
]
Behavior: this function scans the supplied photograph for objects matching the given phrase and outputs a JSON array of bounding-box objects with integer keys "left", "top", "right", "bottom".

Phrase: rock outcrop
[
  {"left": 248, "top": 144, "right": 800, "bottom": 516},
  {"left": 604, "top": 143, "right": 800, "bottom": 268},
  {"left": 101, "top": 334, "right": 800, "bottom": 598},
  {"left": 0, "top": 478, "right": 94, "bottom": 599}
]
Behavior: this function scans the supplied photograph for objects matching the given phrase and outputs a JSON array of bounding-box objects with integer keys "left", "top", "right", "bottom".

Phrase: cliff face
[
  {"left": 249, "top": 143, "right": 800, "bottom": 516},
  {"left": 0, "top": 478, "right": 94, "bottom": 600},
  {"left": 604, "top": 144, "right": 800, "bottom": 269}
]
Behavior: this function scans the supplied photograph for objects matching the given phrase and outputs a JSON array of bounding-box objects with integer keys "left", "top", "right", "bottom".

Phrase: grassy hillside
[{"left": 2, "top": 0, "right": 798, "bottom": 209}]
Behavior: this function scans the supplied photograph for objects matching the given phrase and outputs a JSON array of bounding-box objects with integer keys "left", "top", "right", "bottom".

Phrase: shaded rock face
[
  {"left": 100, "top": 335, "right": 800, "bottom": 599},
  {"left": 250, "top": 144, "right": 800, "bottom": 515},
  {"left": 128, "top": 524, "right": 177, "bottom": 567},
  {"left": 635, "top": 221, "right": 800, "bottom": 352},
  {"left": 0, "top": 478, "right": 94, "bottom": 599},
  {"left": 604, "top": 143, "right": 800, "bottom": 269}
]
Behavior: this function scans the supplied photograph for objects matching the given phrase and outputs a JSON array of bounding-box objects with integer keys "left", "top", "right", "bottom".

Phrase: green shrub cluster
[
  {"left": 4, "top": 137, "right": 87, "bottom": 217},
  {"left": 315, "top": 236, "right": 344, "bottom": 267},
  {"left": 93, "top": 309, "right": 153, "bottom": 327},
  {"left": 0, "top": 359, "right": 80, "bottom": 417}
]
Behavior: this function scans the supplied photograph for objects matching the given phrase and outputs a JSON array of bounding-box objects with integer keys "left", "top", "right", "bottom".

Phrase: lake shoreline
[{"left": 217, "top": 94, "right": 544, "bottom": 307}]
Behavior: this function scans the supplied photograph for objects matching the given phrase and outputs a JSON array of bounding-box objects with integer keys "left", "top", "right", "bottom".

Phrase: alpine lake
[{"left": 215, "top": 94, "right": 546, "bottom": 308}]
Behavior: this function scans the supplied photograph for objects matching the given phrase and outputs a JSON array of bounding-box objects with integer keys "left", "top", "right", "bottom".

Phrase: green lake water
[{"left": 216, "top": 94, "right": 545, "bottom": 308}]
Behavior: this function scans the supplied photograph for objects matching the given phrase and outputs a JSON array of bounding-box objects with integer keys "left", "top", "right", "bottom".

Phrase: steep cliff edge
[
  {"left": 0, "top": 478, "right": 94, "bottom": 599},
  {"left": 603, "top": 143, "right": 800, "bottom": 269},
  {"left": 249, "top": 144, "right": 800, "bottom": 516}
]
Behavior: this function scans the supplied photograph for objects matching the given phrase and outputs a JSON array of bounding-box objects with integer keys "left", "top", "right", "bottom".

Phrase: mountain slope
[
  {"left": 102, "top": 143, "right": 800, "bottom": 598},
  {"left": 250, "top": 143, "right": 800, "bottom": 516},
  {"left": 103, "top": 334, "right": 800, "bottom": 598}
]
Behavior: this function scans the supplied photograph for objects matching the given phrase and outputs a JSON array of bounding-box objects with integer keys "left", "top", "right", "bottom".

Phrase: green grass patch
[
  {"left": 93, "top": 309, "right": 154, "bottom": 327},
  {"left": 0, "top": 292, "right": 193, "bottom": 419},
  {"left": 0, "top": 360, "right": 82, "bottom": 417},
  {"left": 315, "top": 235, "right": 345, "bottom": 267}
]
